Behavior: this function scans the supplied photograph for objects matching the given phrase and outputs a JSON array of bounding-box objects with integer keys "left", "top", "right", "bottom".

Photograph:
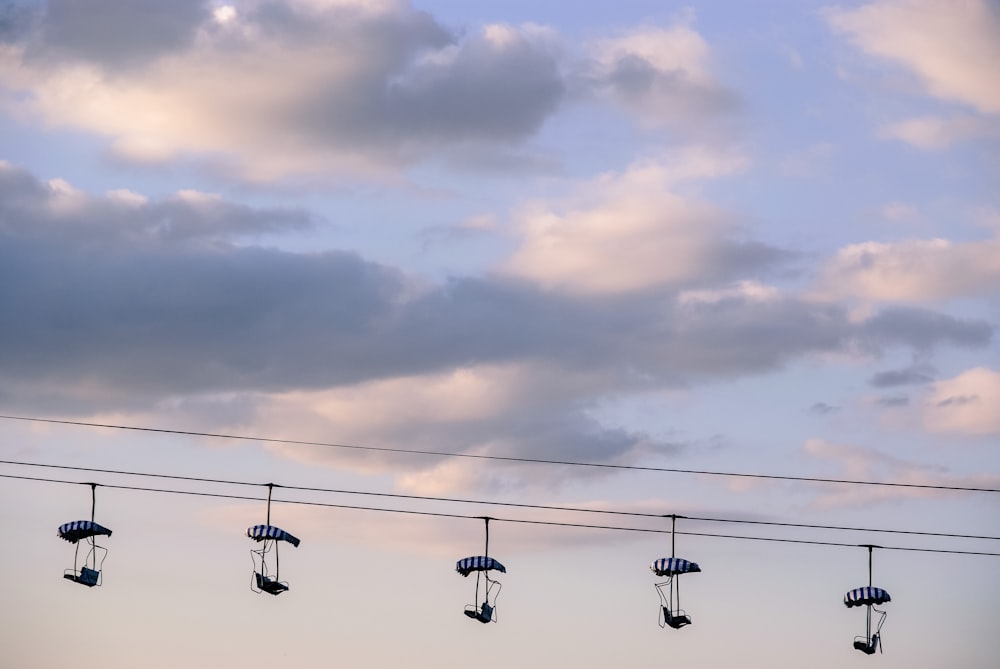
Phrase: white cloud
[
  {"left": 264, "top": 365, "right": 533, "bottom": 437},
  {"left": 44, "top": 177, "right": 87, "bottom": 214},
  {"left": 110, "top": 135, "right": 178, "bottom": 165},
  {"left": 677, "top": 281, "right": 780, "bottom": 305},
  {"left": 827, "top": 0, "right": 1000, "bottom": 113},
  {"left": 209, "top": 362, "right": 660, "bottom": 492},
  {"left": 883, "top": 114, "right": 1000, "bottom": 149},
  {"left": 586, "top": 16, "right": 738, "bottom": 127},
  {"left": 923, "top": 367, "right": 1000, "bottom": 435},
  {"left": 481, "top": 23, "right": 518, "bottom": 47},
  {"left": 593, "top": 19, "right": 712, "bottom": 84},
  {"left": 503, "top": 149, "right": 765, "bottom": 296},
  {"left": 105, "top": 189, "right": 149, "bottom": 207},
  {"left": 818, "top": 237, "right": 1000, "bottom": 303},
  {"left": 173, "top": 189, "right": 223, "bottom": 206},
  {"left": 802, "top": 438, "right": 997, "bottom": 507},
  {"left": 213, "top": 6, "right": 237, "bottom": 25}
]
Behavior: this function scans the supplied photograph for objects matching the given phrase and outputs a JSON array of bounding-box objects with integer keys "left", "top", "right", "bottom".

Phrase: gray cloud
[
  {"left": 859, "top": 307, "right": 993, "bottom": 351},
  {"left": 245, "top": 0, "right": 450, "bottom": 49},
  {"left": 869, "top": 364, "right": 936, "bottom": 388},
  {"left": 439, "top": 145, "right": 563, "bottom": 174},
  {"left": 0, "top": 2, "right": 744, "bottom": 179},
  {"left": 1, "top": 163, "right": 992, "bottom": 407},
  {"left": 383, "top": 31, "right": 564, "bottom": 143},
  {"left": 0, "top": 164, "right": 312, "bottom": 243},
  {"left": 809, "top": 402, "right": 839, "bottom": 415},
  {"left": 709, "top": 241, "right": 792, "bottom": 283},
  {"left": 5, "top": 1, "right": 569, "bottom": 173},
  {"left": 876, "top": 395, "right": 909, "bottom": 408},
  {"left": 29, "top": 0, "right": 209, "bottom": 68},
  {"left": 1, "top": 164, "right": 994, "bottom": 477},
  {"left": 936, "top": 395, "right": 979, "bottom": 407},
  {"left": 309, "top": 402, "right": 680, "bottom": 493},
  {"left": 0, "top": 1, "right": 36, "bottom": 43},
  {"left": 287, "top": 22, "right": 565, "bottom": 157}
]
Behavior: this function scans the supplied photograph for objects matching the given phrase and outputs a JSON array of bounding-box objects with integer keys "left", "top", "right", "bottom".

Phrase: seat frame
[
  {"left": 255, "top": 571, "right": 289, "bottom": 596},
  {"left": 63, "top": 566, "right": 101, "bottom": 587},
  {"left": 662, "top": 606, "right": 692, "bottom": 629}
]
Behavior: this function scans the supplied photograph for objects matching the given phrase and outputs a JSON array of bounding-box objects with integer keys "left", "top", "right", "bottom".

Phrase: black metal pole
[
  {"left": 867, "top": 546, "right": 873, "bottom": 640},
  {"left": 266, "top": 484, "right": 277, "bottom": 579},
  {"left": 266, "top": 483, "right": 273, "bottom": 526},
  {"left": 90, "top": 484, "right": 97, "bottom": 570},
  {"left": 868, "top": 545, "right": 873, "bottom": 587},
  {"left": 484, "top": 517, "right": 490, "bottom": 559},
  {"left": 672, "top": 515, "right": 680, "bottom": 610},
  {"left": 474, "top": 518, "right": 490, "bottom": 609}
]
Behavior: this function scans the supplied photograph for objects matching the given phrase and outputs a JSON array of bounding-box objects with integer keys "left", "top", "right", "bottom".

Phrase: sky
[{"left": 0, "top": 0, "right": 998, "bottom": 666}]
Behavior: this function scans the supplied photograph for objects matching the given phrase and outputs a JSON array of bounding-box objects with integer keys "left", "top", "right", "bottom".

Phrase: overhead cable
[
  {"left": 2, "top": 472, "right": 998, "bottom": 557},
  {"left": 1, "top": 458, "right": 996, "bottom": 542},
  {"left": 1, "top": 414, "right": 996, "bottom": 493}
]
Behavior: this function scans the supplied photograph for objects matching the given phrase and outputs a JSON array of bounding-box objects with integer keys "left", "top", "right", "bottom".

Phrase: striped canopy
[
  {"left": 456, "top": 556, "right": 506, "bottom": 577},
  {"left": 247, "top": 524, "right": 301, "bottom": 547},
  {"left": 651, "top": 557, "right": 701, "bottom": 576},
  {"left": 844, "top": 587, "right": 891, "bottom": 607},
  {"left": 58, "top": 520, "right": 113, "bottom": 543}
]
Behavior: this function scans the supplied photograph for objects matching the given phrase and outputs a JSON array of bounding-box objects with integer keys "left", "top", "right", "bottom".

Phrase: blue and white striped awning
[
  {"left": 844, "top": 587, "right": 891, "bottom": 607},
  {"left": 247, "top": 524, "right": 301, "bottom": 547},
  {"left": 651, "top": 557, "right": 701, "bottom": 576},
  {"left": 57, "top": 520, "right": 112, "bottom": 543},
  {"left": 456, "top": 556, "right": 506, "bottom": 577}
]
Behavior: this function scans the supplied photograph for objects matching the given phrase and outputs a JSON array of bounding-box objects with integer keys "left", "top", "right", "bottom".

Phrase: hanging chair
[
  {"left": 845, "top": 546, "right": 891, "bottom": 655},
  {"left": 456, "top": 518, "right": 506, "bottom": 623},
  {"left": 247, "top": 485, "right": 301, "bottom": 596},
  {"left": 58, "top": 484, "right": 112, "bottom": 588},
  {"left": 651, "top": 515, "right": 701, "bottom": 629}
]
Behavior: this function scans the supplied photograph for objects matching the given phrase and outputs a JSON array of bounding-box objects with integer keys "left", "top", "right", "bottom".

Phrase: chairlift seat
[
  {"left": 64, "top": 567, "right": 100, "bottom": 587},
  {"left": 853, "top": 640, "right": 876, "bottom": 655},
  {"left": 853, "top": 634, "right": 879, "bottom": 655},
  {"left": 666, "top": 615, "right": 692, "bottom": 629},
  {"left": 464, "top": 603, "right": 493, "bottom": 623},
  {"left": 255, "top": 572, "right": 288, "bottom": 595},
  {"left": 663, "top": 606, "right": 691, "bottom": 629},
  {"left": 463, "top": 610, "right": 492, "bottom": 624}
]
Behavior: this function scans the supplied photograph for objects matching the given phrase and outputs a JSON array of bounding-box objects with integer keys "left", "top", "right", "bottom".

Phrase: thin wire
[
  {"left": 683, "top": 514, "right": 1000, "bottom": 541},
  {"left": 0, "top": 459, "right": 245, "bottom": 487},
  {"left": 1, "top": 414, "right": 996, "bottom": 493},
  {"left": 3, "top": 472, "right": 998, "bottom": 557},
  {"left": 2, "top": 458, "right": 996, "bottom": 541}
]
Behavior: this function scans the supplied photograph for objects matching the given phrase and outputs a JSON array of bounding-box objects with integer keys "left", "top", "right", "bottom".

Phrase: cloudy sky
[{"left": 0, "top": 1, "right": 998, "bottom": 667}]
